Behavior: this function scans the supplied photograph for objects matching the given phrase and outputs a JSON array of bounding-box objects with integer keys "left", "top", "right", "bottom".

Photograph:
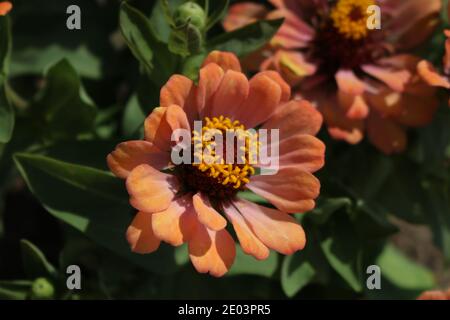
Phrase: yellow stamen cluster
[
  {"left": 330, "top": 0, "right": 376, "bottom": 40},
  {"left": 192, "top": 116, "right": 258, "bottom": 189}
]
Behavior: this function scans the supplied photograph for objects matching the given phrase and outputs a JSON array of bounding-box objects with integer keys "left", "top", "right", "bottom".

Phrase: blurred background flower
[{"left": 225, "top": 0, "right": 442, "bottom": 154}]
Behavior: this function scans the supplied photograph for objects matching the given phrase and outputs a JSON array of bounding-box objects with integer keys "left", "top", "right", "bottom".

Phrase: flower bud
[
  {"left": 30, "top": 277, "right": 55, "bottom": 300},
  {"left": 173, "top": 2, "right": 206, "bottom": 30}
]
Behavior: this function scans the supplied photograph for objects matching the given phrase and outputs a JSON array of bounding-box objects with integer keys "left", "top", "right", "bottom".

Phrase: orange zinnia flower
[
  {"left": 418, "top": 7, "right": 450, "bottom": 105},
  {"left": 417, "top": 289, "right": 450, "bottom": 300},
  {"left": 0, "top": 1, "right": 12, "bottom": 16},
  {"left": 107, "top": 51, "right": 325, "bottom": 277},
  {"left": 224, "top": 0, "right": 442, "bottom": 154}
]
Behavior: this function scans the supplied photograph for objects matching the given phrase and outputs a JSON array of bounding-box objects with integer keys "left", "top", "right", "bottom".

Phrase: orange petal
[
  {"left": 390, "top": 0, "right": 441, "bottom": 50},
  {"left": 335, "top": 69, "right": 365, "bottom": 95},
  {"left": 335, "top": 70, "right": 369, "bottom": 120},
  {"left": 362, "top": 64, "right": 411, "bottom": 92},
  {"left": 328, "top": 127, "right": 364, "bottom": 145},
  {"left": 202, "top": 51, "right": 242, "bottom": 72},
  {"left": 267, "top": 9, "right": 315, "bottom": 49},
  {"left": 366, "top": 85, "right": 404, "bottom": 118},
  {"left": 160, "top": 75, "right": 198, "bottom": 123},
  {"left": 262, "top": 100, "right": 323, "bottom": 140},
  {"left": 255, "top": 71, "right": 291, "bottom": 102},
  {"left": 417, "top": 290, "right": 448, "bottom": 300},
  {"left": 259, "top": 134, "right": 325, "bottom": 173},
  {"left": 234, "top": 198, "right": 306, "bottom": 255},
  {"left": 320, "top": 97, "right": 364, "bottom": 145},
  {"left": 223, "top": 3, "right": 269, "bottom": 32},
  {"left": 107, "top": 141, "right": 170, "bottom": 179},
  {"left": 444, "top": 30, "right": 450, "bottom": 74},
  {"left": 126, "top": 164, "right": 180, "bottom": 213},
  {"left": 188, "top": 225, "right": 236, "bottom": 277},
  {"left": 247, "top": 167, "right": 320, "bottom": 213},
  {"left": 367, "top": 112, "right": 407, "bottom": 155},
  {"left": 223, "top": 203, "right": 270, "bottom": 260},
  {"left": 234, "top": 73, "right": 282, "bottom": 128},
  {"left": 0, "top": 1, "right": 12, "bottom": 16},
  {"left": 151, "top": 194, "right": 199, "bottom": 246},
  {"left": 193, "top": 193, "right": 227, "bottom": 231},
  {"left": 263, "top": 50, "right": 317, "bottom": 87},
  {"left": 395, "top": 93, "right": 439, "bottom": 127},
  {"left": 196, "top": 63, "right": 225, "bottom": 117},
  {"left": 209, "top": 70, "right": 249, "bottom": 119},
  {"left": 144, "top": 105, "right": 190, "bottom": 152},
  {"left": 126, "top": 211, "right": 161, "bottom": 254},
  {"left": 417, "top": 60, "right": 450, "bottom": 89},
  {"left": 344, "top": 95, "right": 369, "bottom": 120}
]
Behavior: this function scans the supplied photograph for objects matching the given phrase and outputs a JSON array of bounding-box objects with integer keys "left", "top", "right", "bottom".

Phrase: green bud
[
  {"left": 173, "top": 2, "right": 206, "bottom": 30},
  {"left": 30, "top": 277, "right": 55, "bottom": 300}
]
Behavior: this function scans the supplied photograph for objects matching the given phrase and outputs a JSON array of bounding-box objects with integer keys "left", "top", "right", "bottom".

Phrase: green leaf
[
  {"left": 207, "top": 18, "right": 283, "bottom": 57},
  {"left": 0, "top": 280, "right": 33, "bottom": 300},
  {"left": 181, "top": 53, "right": 207, "bottom": 81},
  {"left": 308, "top": 197, "right": 352, "bottom": 224},
  {"left": 228, "top": 246, "right": 277, "bottom": 277},
  {"left": 0, "top": 80, "right": 13, "bottom": 144},
  {"left": 237, "top": 190, "right": 269, "bottom": 205},
  {"left": 149, "top": 0, "right": 185, "bottom": 43},
  {"left": 32, "top": 59, "right": 97, "bottom": 140},
  {"left": 14, "top": 152, "right": 179, "bottom": 275},
  {"left": 11, "top": 45, "right": 101, "bottom": 79},
  {"left": 377, "top": 244, "right": 435, "bottom": 290},
  {"left": 168, "top": 23, "right": 203, "bottom": 57},
  {"left": 20, "top": 239, "right": 57, "bottom": 279},
  {"left": 205, "top": 0, "right": 229, "bottom": 31},
  {"left": 119, "top": 2, "right": 155, "bottom": 73},
  {"left": 320, "top": 237, "right": 363, "bottom": 292},
  {"left": 0, "top": 15, "right": 11, "bottom": 74},
  {"left": 120, "top": 2, "right": 176, "bottom": 84},
  {"left": 0, "top": 16, "right": 13, "bottom": 144},
  {"left": 422, "top": 179, "right": 450, "bottom": 262},
  {"left": 281, "top": 253, "right": 316, "bottom": 297},
  {"left": 122, "top": 94, "right": 145, "bottom": 138}
]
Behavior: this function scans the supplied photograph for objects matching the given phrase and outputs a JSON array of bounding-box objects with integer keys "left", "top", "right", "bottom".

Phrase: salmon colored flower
[
  {"left": 418, "top": 7, "right": 450, "bottom": 106},
  {"left": 417, "top": 289, "right": 450, "bottom": 300},
  {"left": 107, "top": 51, "right": 325, "bottom": 277},
  {"left": 224, "top": 0, "right": 442, "bottom": 154},
  {"left": 0, "top": 1, "right": 12, "bottom": 16}
]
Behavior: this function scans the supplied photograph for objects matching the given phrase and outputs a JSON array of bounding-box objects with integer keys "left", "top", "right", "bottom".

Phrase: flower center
[
  {"left": 177, "top": 116, "right": 258, "bottom": 199},
  {"left": 330, "top": 0, "right": 375, "bottom": 40},
  {"left": 310, "top": 0, "right": 385, "bottom": 72}
]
